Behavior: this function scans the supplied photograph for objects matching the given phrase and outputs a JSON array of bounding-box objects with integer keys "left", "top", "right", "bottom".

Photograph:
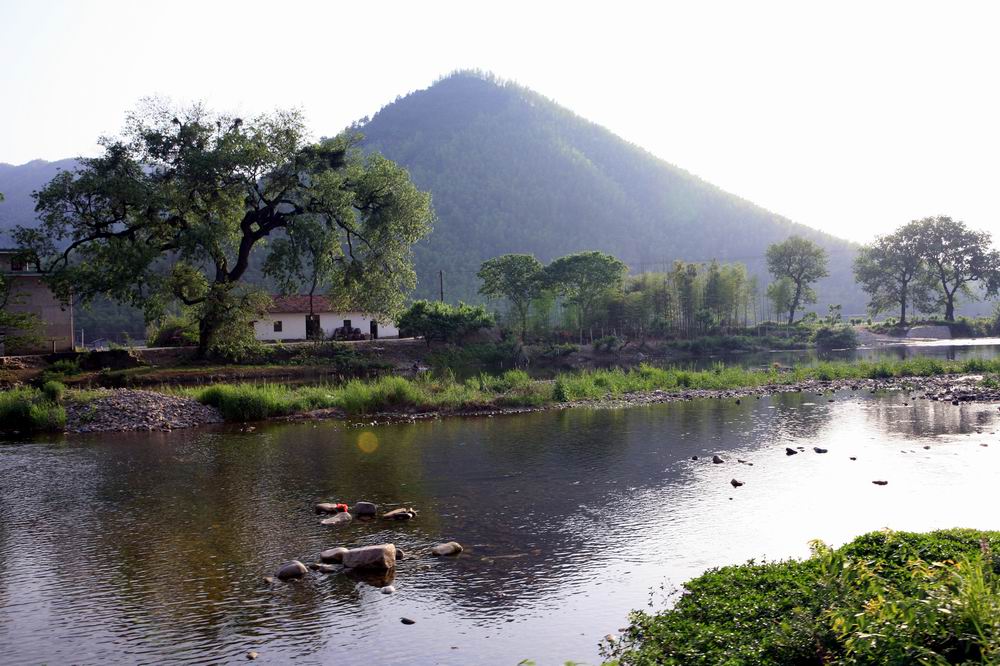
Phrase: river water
[{"left": 2, "top": 383, "right": 1000, "bottom": 665}]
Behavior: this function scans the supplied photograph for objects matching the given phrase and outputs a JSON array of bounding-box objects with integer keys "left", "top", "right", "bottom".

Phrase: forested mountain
[
  {"left": 358, "top": 71, "right": 865, "bottom": 312},
  {"left": 0, "top": 159, "right": 76, "bottom": 245}
]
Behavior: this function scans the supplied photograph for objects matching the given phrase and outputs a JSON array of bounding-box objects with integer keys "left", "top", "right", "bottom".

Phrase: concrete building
[
  {"left": 253, "top": 295, "right": 399, "bottom": 342},
  {"left": 0, "top": 249, "right": 74, "bottom": 354}
]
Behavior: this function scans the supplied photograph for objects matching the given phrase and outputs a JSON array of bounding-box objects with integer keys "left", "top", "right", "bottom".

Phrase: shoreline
[{"left": 42, "top": 370, "right": 1000, "bottom": 435}]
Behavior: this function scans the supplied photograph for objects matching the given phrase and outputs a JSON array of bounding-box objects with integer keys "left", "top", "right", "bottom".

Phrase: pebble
[
  {"left": 247, "top": 651, "right": 259, "bottom": 660},
  {"left": 872, "top": 480, "right": 889, "bottom": 486},
  {"left": 730, "top": 479, "right": 744, "bottom": 488},
  {"left": 64, "top": 389, "right": 223, "bottom": 433},
  {"left": 401, "top": 617, "right": 416, "bottom": 625}
]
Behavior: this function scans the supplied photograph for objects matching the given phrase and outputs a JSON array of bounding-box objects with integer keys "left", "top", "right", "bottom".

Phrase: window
[
  {"left": 273, "top": 320, "right": 283, "bottom": 333},
  {"left": 10, "top": 258, "right": 25, "bottom": 272}
]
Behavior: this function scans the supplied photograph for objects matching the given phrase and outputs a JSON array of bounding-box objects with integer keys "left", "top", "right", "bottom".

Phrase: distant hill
[
  {"left": 0, "top": 159, "right": 76, "bottom": 245},
  {"left": 358, "top": 71, "right": 864, "bottom": 312}
]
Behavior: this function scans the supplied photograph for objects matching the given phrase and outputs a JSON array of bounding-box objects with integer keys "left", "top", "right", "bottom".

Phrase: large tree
[
  {"left": 853, "top": 223, "right": 932, "bottom": 325},
  {"left": 477, "top": 253, "right": 543, "bottom": 340},
  {"left": 544, "top": 251, "right": 627, "bottom": 338},
  {"left": 908, "top": 216, "right": 1000, "bottom": 321},
  {"left": 15, "top": 101, "right": 433, "bottom": 356},
  {"left": 766, "top": 236, "right": 828, "bottom": 324}
]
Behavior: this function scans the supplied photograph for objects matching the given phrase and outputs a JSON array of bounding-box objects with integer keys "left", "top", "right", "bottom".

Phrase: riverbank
[
  {"left": 604, "top": 528, "right": 1000, "bottom": 665},
  {"left": 6, "top": 357, "right": 1000, "bottom": 434}
]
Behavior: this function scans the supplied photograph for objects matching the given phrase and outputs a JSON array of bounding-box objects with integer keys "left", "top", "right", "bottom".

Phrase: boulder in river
[
  {"left": 401, "top": 617, "right": 416, "bottom": 625},
  {"left": 813, "top": 447, "right": 828, "bottom": 454},
  {"left": 785, "top": 447, "right": 799, "bottom": 456},
  {"left": 382, "top": 507, "right": 416, "bottom": 520},
  {"left": 431, "top": 541, "right": 464, "bottom": 556},
  {"left": 730, "top": 479, "right": 744, "bottom": 488},
  {"left": 275, "top": 560, "right": 308, "bottom": 580},
  {"left": 320, "top": 512, "right": 353, "bottom": 528},
  {"left": 711, "top": 455, "right": 724, "bottom": 464},
  {"left": 320, "top": 547, "right": 349, "bottom": 563},
  {"left": 354, "top": 501, "right": 378, "bottom": 517},
  {"left": 342, "top": 544, "right": 397, "bottom": 570}
]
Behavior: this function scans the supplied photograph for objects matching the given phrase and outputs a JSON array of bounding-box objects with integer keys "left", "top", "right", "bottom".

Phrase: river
[{"left": 1, "top": 355, "right": 1000, "bottom": 664}]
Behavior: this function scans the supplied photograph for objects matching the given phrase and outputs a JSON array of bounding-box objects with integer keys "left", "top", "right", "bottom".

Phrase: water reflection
[{"left": 1, "top": 391, "right": 998, "bottom": 665}]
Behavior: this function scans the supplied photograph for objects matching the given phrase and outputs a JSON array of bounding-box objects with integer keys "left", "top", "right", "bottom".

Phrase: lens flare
[{"left": 357, "top": 431, "right": 379, "bottom": 454}]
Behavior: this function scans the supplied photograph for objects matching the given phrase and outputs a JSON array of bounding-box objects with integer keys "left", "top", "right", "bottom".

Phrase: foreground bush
[
  {"left": 0, "top": 388, "right": 66, "bottom": 432},
  {"left": 606, "top": 529, "right": 1000, "bottom": 666},
  {"left": 812, "top": 325, "right": 860, "bottom": 350}
]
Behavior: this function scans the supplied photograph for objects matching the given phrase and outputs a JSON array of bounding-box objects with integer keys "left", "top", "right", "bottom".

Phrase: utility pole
[{"left": 439, "top": 270, "right": 444, "bottom": 302}]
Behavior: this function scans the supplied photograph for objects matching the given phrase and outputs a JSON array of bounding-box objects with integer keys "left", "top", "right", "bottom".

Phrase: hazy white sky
[{"left": 1, "top": 0, "right": 998, "bottom": 243}]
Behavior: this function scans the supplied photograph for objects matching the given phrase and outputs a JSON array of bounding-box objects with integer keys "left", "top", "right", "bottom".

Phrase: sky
[{"left": 1, "top": 0, "right": 998, "bottom": 243}]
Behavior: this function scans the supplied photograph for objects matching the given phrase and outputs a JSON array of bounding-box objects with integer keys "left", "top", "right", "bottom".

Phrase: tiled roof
[{"left": 268, "top": 294, "right": 336, "bottom": 313}]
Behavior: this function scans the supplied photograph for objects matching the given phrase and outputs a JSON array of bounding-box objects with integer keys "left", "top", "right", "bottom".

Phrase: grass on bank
[
  {"left": 604, "top": 529, "right": 1000, "bottom": 666},
  {"left": 178, "top": 357, "right": 1000, "bottom": 422},
  {"left": 0, "top": 384, "right": 67, "bottom": 432}
]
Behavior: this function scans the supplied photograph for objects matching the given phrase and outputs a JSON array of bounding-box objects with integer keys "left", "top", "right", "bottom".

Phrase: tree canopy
[
  {"left": 853, "top": 223, "right": 932, "bottom": 324},
  {"left": 477, "top": 253, "right": 544, "bottom": 340},
  {"left": 15, "top": 101, "right": 434, "bottom": 355},
  {"left": 766, "top": 236, "right": 829, "bottom": 324},
  {"left": 543, "top": 251, "right": 628, "bottom": 335}
]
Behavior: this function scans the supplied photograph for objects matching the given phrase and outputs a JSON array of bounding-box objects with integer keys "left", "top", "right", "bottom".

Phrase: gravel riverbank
[{"left": 65, "top": 389, "right": 223, "bottom": 433}]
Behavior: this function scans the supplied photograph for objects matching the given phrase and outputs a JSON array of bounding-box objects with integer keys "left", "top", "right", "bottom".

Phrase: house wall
[
  {"left": 2, "top": 274, "right": 75, "bottom": 354},
  {"left": 253, "top": 312, "right": 399, "bottom": 341}
]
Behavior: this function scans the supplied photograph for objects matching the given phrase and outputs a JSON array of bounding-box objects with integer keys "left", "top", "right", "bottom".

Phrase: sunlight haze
[{"left": 1, "top": 0, "right": 998, "bottom": 243}]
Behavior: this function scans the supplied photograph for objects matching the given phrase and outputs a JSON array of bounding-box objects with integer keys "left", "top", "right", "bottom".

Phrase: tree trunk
[{"left": 944, "top": 297, "right": 955, "bottom": 322}]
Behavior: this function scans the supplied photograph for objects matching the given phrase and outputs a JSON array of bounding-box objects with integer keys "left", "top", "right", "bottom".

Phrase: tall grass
[
  {"left": 183, "top": 358, "right": 1000, "bottom": 422},
  {"left": 0, "top": 387, "right": 66, "bottom": 432}
]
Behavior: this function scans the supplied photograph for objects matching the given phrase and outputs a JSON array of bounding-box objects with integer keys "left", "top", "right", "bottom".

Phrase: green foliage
[
  {"left": 41, "top": 380, "right": 65, "bottom": 403},
  {"left": 854, "top": 224, "right": 934, "bottom": 324},
  {"left": 812, "top": 325, "right": 860, "bottom": 350},
  {"left": 607, "top": 529, "right": 1000, "bottom": 666},
  {"left": 478, "top": 254, "right": 544, "bottom": 339},
  {"left": 146, "top": 315, "right": 198, "bottom": 347},
  {"left": 0, "top": 387, "right": 66, "bottom": 432},
  {"left": 397, "top": 300, "right": 494, "bottom": 343},
  {"left": 593, "top": 335, "right": 624, "bottom": 352},
  {"left": 544, "top": 251, "right": 628, "bottom": 330},
  {"left": 766, "top": 236, "right": 829, "bottom": 324}
]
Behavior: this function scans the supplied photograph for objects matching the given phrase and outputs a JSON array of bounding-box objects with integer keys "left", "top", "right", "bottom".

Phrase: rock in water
[
  {"left": 691, "top": 455, "right": 699, "bottom": 460},
  {"left": 315, "top": 502, "right": 346, "bottom": 514},
  {"left": 382, "top": 507, "right": 416, "bottom": 520},
  {"left": 785, "top": 447, "right": 799, "bottom": 456},
  {"left": 320, "top": 547, "right": 349, "bottom": 563},
  {"left": 431, "top": 542, "right": 464, "bottom": 556},
  {"left": 247, "top": 651, "right": 259, "bottom": 660},
  {"left": 730, "top": 479, "right": 744, "bottom": 488},
  {"left": 711, "top": 455, "right": 724, "bottom": 464},
  {"left": 309, "top": 563, "right": 337, "bottom": 574},
  {"left": 382, "top": 585, "right": 396, "bottom": 594},
  {"left": 342, "top": 544, "right": 397, "bottom": 570},
  {"left": 353, "top": 501, "right": 378, "bottom": 517},
  {"left": 872, "top": 480, "right": 889, "bottom": 486},
  {"left": 275, "top": 560, "right": 308, "bottom": 580},
  {"left": 320, "top": 512, "right": 353, "bottom": 528},
  {"left": 813, "top": 447, "right": 828, "bottom": 454},
  {"left": 401, "top": 617, "right": 416, "bottom": 625}
]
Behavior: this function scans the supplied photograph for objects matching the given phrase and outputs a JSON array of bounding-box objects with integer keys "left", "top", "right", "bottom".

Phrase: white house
[{"left": 253, "top": 295, "right": 399, "bottom": 342}]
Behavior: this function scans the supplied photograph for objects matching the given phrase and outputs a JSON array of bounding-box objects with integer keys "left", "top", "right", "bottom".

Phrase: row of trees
[{"left": 854, "top": 216, "right": 1000, "bottom": 324}]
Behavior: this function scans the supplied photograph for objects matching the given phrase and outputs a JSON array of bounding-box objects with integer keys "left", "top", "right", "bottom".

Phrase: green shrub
[
  {"left": 0, "top": 387, "right": 65, "bottom": 432},
  {"left": 812, "top": 325, "right": 859, "bottom": 350},
  {"left": 146, "top": 315, "right": 198, "bottom": 347},
  {"left": 41, "top": 380, "right": 65, "bottom": 403},
  {"left": 197, "top": 384, "right": 296, "bottom": 421},
  {"left": 397, "top": 300, "right": 495, "bottom": 343},
  {"left": 607, "top": 529, "right": 1000, "bottom": 666},
  {"left": 29, "top": 402, "right": 66, "bottom": 430}
]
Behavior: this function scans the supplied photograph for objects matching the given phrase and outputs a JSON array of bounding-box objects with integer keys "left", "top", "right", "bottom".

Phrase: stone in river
[
  {"left": 315, "top": 502, "right": 346, "bottom": 514},
  {"left": 320, "top": 512, "right": 353, "bottom": 528},
  {"left": 431, "top": 542, "right": 464, "bottom": 556},
  {"left": 712, "top": 455, "right": 724, "bottom": 464},
  {"left": 382, "top": 585, "right": 397, "bottom": 594},
  {"left": 813, "top": 447, "right": 828, "bottom": 454},
  {"left": 354, "top": 501, "right": 378, "bottom": 517},
  {"left": 342, "top": 544, "right": 397, "bottom": 570},
  {"left": 730, "top": 479, "right": 744, "bottom": 488},
  {"left": 382, "top": 507, "right": 416, "bottom": 520},
  {"left": 849, "top": 456, "right": 857, "bottom": 461},
  {"left": 275, "top": 560, "right": 308, "bottom": 580},
  {"left": 247, "top": 651, "right": 259, "bottom": 660},
  {"left": 401, "top": 617, "right": 416, "bottom": 625},
  {"left": 872, "top": 480, "right": 889, "bottom": 486},
  {"left": 785, "top": 447, "right": 799, "bottom": 456},
  {"left": 691, "top": 455, "right": 699, "bottom": 460},
  {"left": 320, "top": 547, "right": 349, "bottom": 563},
  {"left": 310, "top": 563, "right": 337, "bottom": 573}
]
